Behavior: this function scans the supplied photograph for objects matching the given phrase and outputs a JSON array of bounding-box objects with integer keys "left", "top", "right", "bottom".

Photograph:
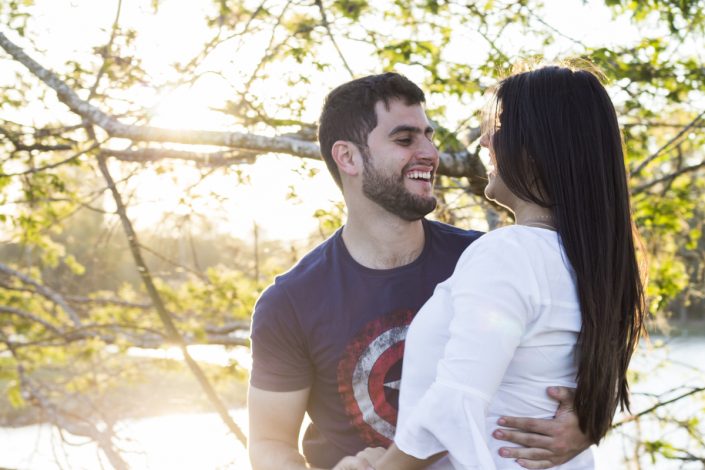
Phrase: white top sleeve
[{"left": 395, "top": 232, "right": 541, "bottom": 469}]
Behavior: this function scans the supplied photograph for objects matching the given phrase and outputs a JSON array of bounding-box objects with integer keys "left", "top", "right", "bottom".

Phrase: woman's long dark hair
[{"left": 490, "top": 65, "right": 646, "bottom": 443}]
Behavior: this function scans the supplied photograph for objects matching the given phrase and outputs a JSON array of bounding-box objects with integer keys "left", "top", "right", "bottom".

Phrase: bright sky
[
  {"left": 3, "top": 0, "right": 348, "bottom": 241},
  {"left": 4, "top": 0, "right": 658, "bottom": 241}
]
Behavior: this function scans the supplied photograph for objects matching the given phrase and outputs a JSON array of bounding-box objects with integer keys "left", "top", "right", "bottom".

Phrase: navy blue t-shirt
[{"left": 250, "top": 219, "right": 482, "bottom": 468}]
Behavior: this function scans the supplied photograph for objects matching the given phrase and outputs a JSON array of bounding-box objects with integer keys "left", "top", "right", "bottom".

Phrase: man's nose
[{"left": 418, "top": 138, "right": 440, "bottom": 163}]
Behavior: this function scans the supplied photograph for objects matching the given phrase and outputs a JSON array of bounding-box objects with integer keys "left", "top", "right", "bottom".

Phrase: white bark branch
[
  {"left": 0, "top": 31, "right": 484, "bottom": 181},
  {"left": 101, "top": 147, "right": 258, "bottom": 166},
  {"left": 0, "top": 31, "right": 318, "bottom": 155}
]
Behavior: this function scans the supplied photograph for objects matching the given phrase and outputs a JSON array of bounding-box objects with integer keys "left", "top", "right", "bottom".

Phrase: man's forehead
[{"left": 373, "top": 99, "right": 430, "bottom": 129}]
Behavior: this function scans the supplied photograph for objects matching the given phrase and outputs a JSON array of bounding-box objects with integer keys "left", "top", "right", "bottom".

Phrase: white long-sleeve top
[{"left": 395, "top": 225, "right": 594, "bottom": 469}]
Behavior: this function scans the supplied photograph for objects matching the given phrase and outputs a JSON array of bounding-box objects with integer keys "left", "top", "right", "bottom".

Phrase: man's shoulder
[
  {"left": 426, "top": 219, "right": 484, "bottom": 247},
  {"left": 277, "top": 232, "right": 340, "bottom": 287},
  {"left": 256, "top": 231, "right": 339, "bottom": 307}
]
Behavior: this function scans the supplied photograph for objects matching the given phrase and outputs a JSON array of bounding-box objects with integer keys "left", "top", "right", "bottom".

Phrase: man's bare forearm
[{"left": 250, "top": 439, "right": 324, "bottom": 470}]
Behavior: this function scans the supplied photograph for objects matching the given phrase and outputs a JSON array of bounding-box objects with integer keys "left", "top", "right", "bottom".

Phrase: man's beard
[{"left": 361, "top": 152, "right": 437, "bottom": 221}]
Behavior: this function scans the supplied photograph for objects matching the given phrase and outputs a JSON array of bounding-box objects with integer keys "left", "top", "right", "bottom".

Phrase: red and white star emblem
[{"left": 337, "top": 310, "right": 414, "bottom": 446}]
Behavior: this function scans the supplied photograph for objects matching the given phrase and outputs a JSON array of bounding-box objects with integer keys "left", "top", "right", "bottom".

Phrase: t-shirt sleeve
[
  {"left": 249, "top": 282, "right": 313, "bottom": 391},
  {"left": 394, "top": 232, "right": 541, "bottom": 469}
]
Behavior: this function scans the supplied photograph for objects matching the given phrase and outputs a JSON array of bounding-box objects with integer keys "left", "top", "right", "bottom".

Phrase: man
[{"left": 248, "top": 73, "right": 590, "bottom": 469}]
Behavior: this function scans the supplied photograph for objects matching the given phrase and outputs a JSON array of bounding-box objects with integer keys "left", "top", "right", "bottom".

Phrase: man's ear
[{"left": 331, "top": 141, "right": 361, "bottom": 177}]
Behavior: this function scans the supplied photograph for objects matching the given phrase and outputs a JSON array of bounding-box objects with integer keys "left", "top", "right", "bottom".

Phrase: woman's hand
[{"left": 332, "top": 447, "right": 386, "bottom": 470}]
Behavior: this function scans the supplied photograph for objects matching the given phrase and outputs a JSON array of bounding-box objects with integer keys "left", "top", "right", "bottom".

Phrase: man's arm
[
  {"left": 248, "top": 385, "right": 323, "bottom": 470},
  {"left": 493, "top": 386, "right": 592, "bottom": 469}
]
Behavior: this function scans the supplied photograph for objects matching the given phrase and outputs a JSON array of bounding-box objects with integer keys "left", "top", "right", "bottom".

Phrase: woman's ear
[{"left": 331, "top": 140, "right": 362, "bottom": 177}]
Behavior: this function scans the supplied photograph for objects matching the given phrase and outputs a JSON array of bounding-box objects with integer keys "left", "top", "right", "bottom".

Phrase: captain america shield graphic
[{"left": 337, "top": 309, "right": 414, "bottom": 446}]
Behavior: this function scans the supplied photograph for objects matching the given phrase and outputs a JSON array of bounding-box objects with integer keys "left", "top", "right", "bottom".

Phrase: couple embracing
[{"left": 248, "top": 66, "right": 645, "bottom": 470}]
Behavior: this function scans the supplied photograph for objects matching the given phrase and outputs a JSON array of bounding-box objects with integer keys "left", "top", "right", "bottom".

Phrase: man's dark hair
[
  {"left": 490, "top": 65, "right": 646, "bottom": 444},
  {"left": 317, "top": 72, "right": 426, "bottom": 189}
]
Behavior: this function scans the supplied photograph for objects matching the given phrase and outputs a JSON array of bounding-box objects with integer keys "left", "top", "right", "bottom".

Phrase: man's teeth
[{"left": 407, "top": 171, "right": 432, "bottom": 180}]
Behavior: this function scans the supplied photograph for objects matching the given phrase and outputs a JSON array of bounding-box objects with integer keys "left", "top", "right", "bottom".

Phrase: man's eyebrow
[{"left": 388, "top": 125, "right": 435, "bottom": 136}]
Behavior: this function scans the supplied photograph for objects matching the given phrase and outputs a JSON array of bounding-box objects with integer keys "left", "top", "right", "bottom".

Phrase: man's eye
[{"left": 396, "top": 138, "right": 412, "bottom": 145}]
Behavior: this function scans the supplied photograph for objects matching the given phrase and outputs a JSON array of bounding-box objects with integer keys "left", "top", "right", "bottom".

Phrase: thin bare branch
[
  {"left": 612, "top": 387, "right": 705, "bottom": 429},
  {"left": 315, "top": 0, "right": 354, "bottom": 77},
  {"left": 0, "top": 305, "right": 64, "bottom": 334},
  {"left": 101, "top": 147, "right": 258, "bottom": 166},
  {"left": 96, "top": 152, "right": 247, "bottom": 445},
  {"left": 170, "top": 1, "right": 266, "bottom": 80},
  {"left": 632, "top": 159, "right": 705, "bottom": 194},
  {"left": 87, "top": 0, "right": 123, "bottom": 102},
  {"left": 64, "top": 295, "right": 151, "bottom": 309},
  {"left": 526, "top": 8, "right": 587, "bottom": 48},
  {"left": 205, "top": 320, "right": 251, "bottom": 334},
  {"left": 623, "top": 120, "right": 705, "bottom": 129},
  {"left": 241, "top": 1, "right": 293, "bottom": 94},
  {"left": 0, "top": 125, "right": 73, "bottom": 153},
  {"left": 137, "top": 241, "right": 210, "bottom": 282},
  {"left": 1, "top": 334, "right": 129, "bottom": 470},
  {"left": 630, "top": 109, "right": 705, "bottom": 177},
  {"left": 0, "top": 141, "right": 101, "bottom": 177},
  {"left": 0, "top": 263, "right": 82, "bottom": 326}
]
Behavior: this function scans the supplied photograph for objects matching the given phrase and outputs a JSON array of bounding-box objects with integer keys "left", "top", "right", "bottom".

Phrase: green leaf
[{"left": 7, "top": 382, "right": 25, "bottom": 408}]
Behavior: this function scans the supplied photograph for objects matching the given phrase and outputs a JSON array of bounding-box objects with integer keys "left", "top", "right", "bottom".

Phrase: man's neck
[{"left": 341, "top": 210, "right": 426, "bottom": 270}]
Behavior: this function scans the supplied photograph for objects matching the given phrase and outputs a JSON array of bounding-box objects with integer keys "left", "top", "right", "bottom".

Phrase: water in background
[{"left": 1, "top": 338, "right": 703, "bottom": 469}]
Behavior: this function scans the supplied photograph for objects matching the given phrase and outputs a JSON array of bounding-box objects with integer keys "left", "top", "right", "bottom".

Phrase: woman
[{"left": 334, "top": 64, "right": 646, "bottom": 469}]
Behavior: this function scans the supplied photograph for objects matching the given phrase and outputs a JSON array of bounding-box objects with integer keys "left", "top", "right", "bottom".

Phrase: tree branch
[
  {"left": 0, "top": 263, "right": 82, "bottom": 326},
  {"left": 3, "top": 321, "right": 248, "bottom": 350},
  {"left": 0, "top": 31, "right": 482, "bottom": 178},
  {"left": 632, "top": 159, "right": 705, "bottom": 194},
  {"left": 0, "top": 305, "right": 64, "bottom": 335},
  {"left": 240, "top": 1, "right": 293, "bottom": 94},
  {"left": 86, "top": 0, "right": 122, "bottom": 102},
  {"left": 0, "top": 31, "right": 319, "bottom": 157},
  {"left": 612, "top": 386, "right": 705, "bottom": 429},
  {"left": 315, "top": 0, "right": 354, "bottom": 78},
  {"left": 630, "top": 109, "right": 705, "bottom": 177},
  {"left": 96, "top": 152, "right": 247, "bottom": 445},
  {"left": 1, "top": 333, "right": 129, "bottom": 470},
  {"left": 101, "top": 147, "right": 258, "bottom": 166},
  {"left": 172, "top": 2, "right": 265, "bottom": 78},
  {"left": 204, "top": 320, "right": 251, "bottom": 335},
  {"left": 0, "top": 141, "right": 101, "bottom": 176}
]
